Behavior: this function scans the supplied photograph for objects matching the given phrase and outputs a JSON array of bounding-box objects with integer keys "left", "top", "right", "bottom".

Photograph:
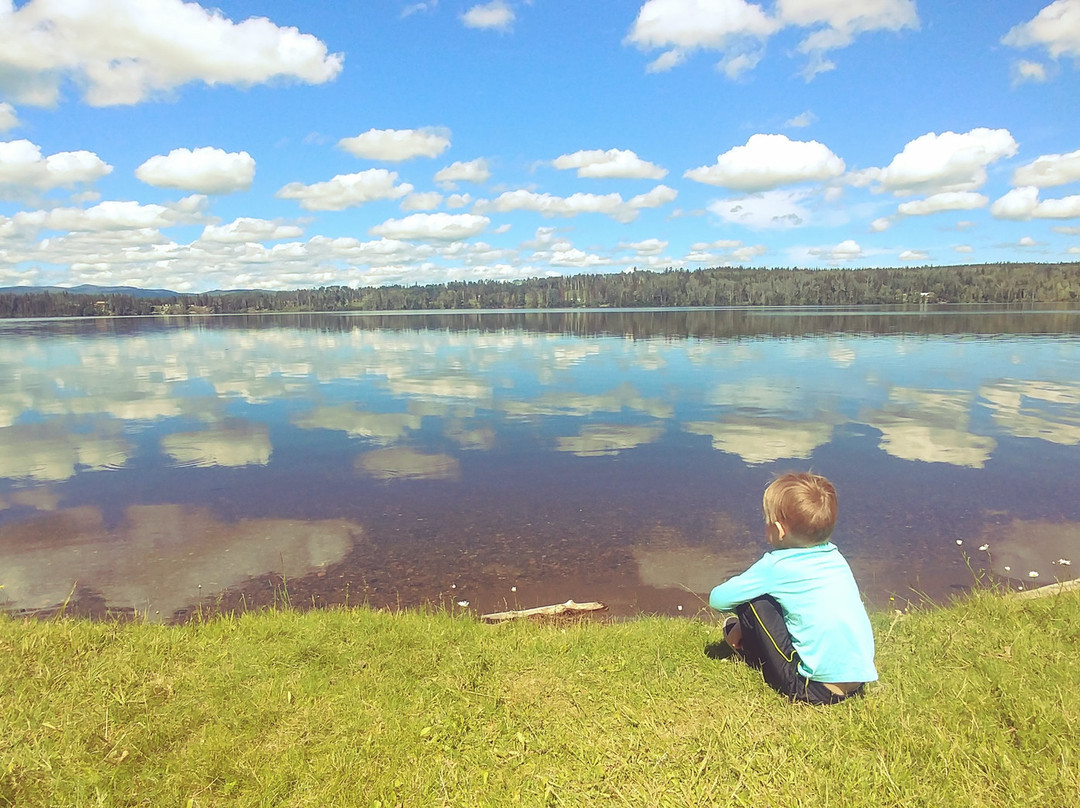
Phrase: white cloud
[
  {"left": 0, "top": 102, "right": 18, "bottom": 132},
  {"left": 954, "top": 244, "right": 973, "bottom": 253},
  {"left": 0, "top": 0, "right": 343, "bottom": 107},
  {"left": 896, "top": 191, "right": 988, "bottom": 217},
  {"left": 627, "top": 0, "right": 778, "bottom": 53},
  {"left": 476, "top": 185, "right": 677, "bottom": 223},
  {"left": 627, "top": 0, "right": 917, "bottom": 78},
  {"left": 199, "top": 218, "right": 303, "bottom": 243},
  {"left": 401, "top": 191, "right": 444, "bottom": 211},
  {"left": 870, "top": 217, "right": 892, "bottom": 232},
  {"left": 338, "top": 128, "right": 451, "bottom": 162},
  {"left": 0, "top": 139, "right": 113, "bottom": 191},
  {"left": 434, "top": 158, "right": 491, "bottom": 187},
  {"left": 1003, "top": 0, "right": 1080, "bottom": 59},
  {"left": 135, "top": 146, "right": 255, "bottom": 194},
  {"left": 369, "top": 212, "right": 490, "bottom": 241},
  {"left": 646, "top": 49, "right": 686, "bottom": 72},
  {"left": 1019, "top": 236, "right": 1038, "bottom": 247},
  {"left": 778, "top": 0, "right": 919, "bottom": 78},
  {"left": 785, "top": 110, "right": 817, "bottom": 128},
  {"left": 1012, "top": 148, "right": 1080, "bottom": 187},
  {"left": 629, "top": 238, "right": 668, "bottom": 255},
  {"left": 991, "top": 186, "right": 1080, "bottom": 220},
  {"left": 707, "top": 189, "right": 811, "bottom": 229},
  {"left": 552, "top": 148, "right": 667, "bottom": 180},
  {"left": 446, "top": 193, "right": 473, "bottom": 209},
  {"left": 14, "top": 197, "right": 208, "bottom": 234},
  {"left": 1013, "top": 59, "right": 1049, "bottom": 84},
  {"left": 276, "top": 169, "right": 413, "bottom": 211},
  {"left": 462, "top": 1, "right": 515, "bottom": 32},
  {"left": 898, "top": 249, "right": 929, "bottom": 261},
  {"left": 685, "top": 134, "right": 844, "bottom": 191},
  {"left": 818, "top": 239, "right": 862, "bottom": 261},
  {"left": 872, "top": 128, "right": 1018, "bottom": 195}
]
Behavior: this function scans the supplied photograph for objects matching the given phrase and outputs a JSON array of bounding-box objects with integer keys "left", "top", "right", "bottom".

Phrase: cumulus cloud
[
  {"left": 13, "top": 196, "right": 209, "bottom": 234},
  {"left": 401, "top": 191, "right": 444, "bottom": 211},
  {"left": 896, "top": 191, "right": 988, "bottom": 217},
  {"left": 475, "top": 185, "right": 677, "bottom": 223},
  {"left": 685, "top": 134, "right": 844, "bottom": 191},
  {"left": 810, "top": 239, "right": 863, "bottom": 261},
  {"left": 0, "top": 102, "right": 18, "bottom": 132},
  {"left": 1003, "top": 0, "right": 1080, "bottom": 59},
  {"left": 276, "top": 169, "right": 413, "bottom": 211},
  {"left": 785, "top": 110, "right": 817, "bottom": 128},
  {"left": 369, "top": 212, "right": 490, "bottom": 241},
  {"left": 898, "top": 249, "right": 929, "bottom": 261},
  {"left": 462, "top": 1, "right": 515, "bottom": 32},
  {"left": 778, "top": 0, "right": 920, "bottom": 78},
  {"left": 707, "top": 189, "right": 811, "bottom": 229},
  {"left": 552, "top": 148, "right": 667, "bottom": 180},
  {"left": 0, "top": 139, "right": 113, "bottom": 191},
  {"left": 869, "top": 128, "right": 1018, "bottom": 195},
  {"left": 1013, "top": 59, "right": 1049, "bottom": 84},
  {"left": 338, "top": 128, "right": 451, "bottom": 162},
  {"left": 135, "top": 146, "right": 255, "bottom": 194},
  {"left": 627, "top": 0, "right": 777, "bottom": 55},
  {"left": 991, "top": 187, "right": 1080, "bottom": 220},
  {"left": 0, "top": 0, "right": 343, "bottom": 107},
  {"left": 198, "top": 218, "right": 303, "bottom": 243},
  {"left": 627, "top": 0, "right": 917, "bottom": 78},
  {"left": 1012, "top": 148, "right": 1080, "bottom": 187},
  {"left": 434, "top": 158, "right": 491, "bottom": 187}
]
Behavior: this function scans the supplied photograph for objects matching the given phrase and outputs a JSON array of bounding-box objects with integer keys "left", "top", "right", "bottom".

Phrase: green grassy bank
[{"left": 3, "top": 588, "right": 1078, "bottom": 807}]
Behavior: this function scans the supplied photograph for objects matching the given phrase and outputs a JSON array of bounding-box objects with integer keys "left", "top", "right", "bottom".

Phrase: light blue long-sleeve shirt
[{"left": 709, "top": 542, "right": 878, "bottom": 683}]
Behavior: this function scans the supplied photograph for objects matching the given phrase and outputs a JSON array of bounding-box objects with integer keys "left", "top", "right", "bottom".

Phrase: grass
[{"left": 2, "top": 588, "right": 1079, "bottom": 807}]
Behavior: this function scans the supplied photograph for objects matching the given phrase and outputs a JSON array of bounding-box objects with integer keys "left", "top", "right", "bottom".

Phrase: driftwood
[
  {"left": 1013, "top": 578, "right": 1080, "bottom": 600},
  {"left": 481, "top": 599, "right": 607, "bottom": 623}
]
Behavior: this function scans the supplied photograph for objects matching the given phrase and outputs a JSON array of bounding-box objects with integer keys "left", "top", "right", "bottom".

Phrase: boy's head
[{"left": 762, "top": 472, "right": 837, "bottom": 547}]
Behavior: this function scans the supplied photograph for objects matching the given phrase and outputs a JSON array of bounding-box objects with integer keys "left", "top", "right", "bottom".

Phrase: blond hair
[{"left": 762, "top": 472, "right": 837, "bottom": 546}]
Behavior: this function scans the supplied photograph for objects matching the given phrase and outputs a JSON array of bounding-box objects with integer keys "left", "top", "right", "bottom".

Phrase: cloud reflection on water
[{"left": 0, "top": 504, "right": 356, "bottom": 620}]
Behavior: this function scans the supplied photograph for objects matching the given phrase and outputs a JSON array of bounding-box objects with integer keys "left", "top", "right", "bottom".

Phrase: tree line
[{"left": 3, "top": 262, "right": 1079, "bottom": 319}]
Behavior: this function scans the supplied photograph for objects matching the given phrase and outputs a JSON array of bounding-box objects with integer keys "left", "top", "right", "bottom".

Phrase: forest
[{"left": 2, "top": 262, "right": 1079, "bottom": 319}]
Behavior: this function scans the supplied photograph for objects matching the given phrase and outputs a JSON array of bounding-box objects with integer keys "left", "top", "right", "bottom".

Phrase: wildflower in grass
[
  {"left": 1053, "top": 559, "right": 1072, "bottom": 566},
  {"left": 979, "top": 544, "right": 989, "bottom": 551},
  {"left": 1028, "top": 571, "right": 1039, "bottom": 578},
  {"left": 956, "top": 539, "right": 963, "bottom": 545},
  {"left": 510, "top": 586, "right": 517, "bottom": 592},
  {"left": 457, "top": 600, "right": 469, "bottom": 607}
]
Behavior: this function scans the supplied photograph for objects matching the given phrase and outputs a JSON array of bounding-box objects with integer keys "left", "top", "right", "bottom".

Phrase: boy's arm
[{"left": 708, "top": 555, "right": 774, "bottom": 611}]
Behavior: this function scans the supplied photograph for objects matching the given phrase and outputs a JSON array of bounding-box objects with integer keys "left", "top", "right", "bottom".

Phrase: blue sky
[{"left": 1, "top": 0, "right": 1079, "bottom": 293}]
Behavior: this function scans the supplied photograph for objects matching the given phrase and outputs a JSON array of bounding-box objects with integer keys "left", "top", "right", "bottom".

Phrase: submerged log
[{"left": 481, "top": 599, "right": 607, "bottom": 623}]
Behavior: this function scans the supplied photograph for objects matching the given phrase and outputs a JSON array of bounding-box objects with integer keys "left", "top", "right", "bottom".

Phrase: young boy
[{"left": 710, "top": 472, "right": 877, "bottom": 705}]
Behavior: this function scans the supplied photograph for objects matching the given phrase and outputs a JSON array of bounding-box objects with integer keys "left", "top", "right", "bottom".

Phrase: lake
[{"left": 2, "top": 306, "right": 1079, "bottom": 621}]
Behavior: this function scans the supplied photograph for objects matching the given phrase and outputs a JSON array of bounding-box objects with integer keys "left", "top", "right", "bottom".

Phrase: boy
[{"left": 710, "top": 472, "right": 877, "bottom": 705}]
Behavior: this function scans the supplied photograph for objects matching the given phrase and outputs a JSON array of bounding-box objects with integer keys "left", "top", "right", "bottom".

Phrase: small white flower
[
  {"left": 677, "top": 605, "right": 683, "bottom": 611},
  {"left": 979, "top": 544, "right": 989, "bottom": 552},
  {"left": 1054, "top": 558, "right": 1072, "bottom": 566},
  {"left": 510, "top": 586, "right": 517, "bottom": 592},
  {"left": 456, "top": 600, "right": 469, "bottom": 607},
  {"left": 955, "top": 540, "right": 963, "bottom": 546},
  {"left": 1028, "top": 571, "right": 1039, "bottom": 579},
  {"left": 451, "top": 584, "right": 456, "bottom": 589},
  {"left": 1004, "top": 566, "right": 1011, "bottom": 572}
]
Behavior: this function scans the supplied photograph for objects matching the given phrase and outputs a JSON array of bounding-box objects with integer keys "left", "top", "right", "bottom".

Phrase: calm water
[{"left": 2, "top": 307, "right": 1079, "bottom": 621}]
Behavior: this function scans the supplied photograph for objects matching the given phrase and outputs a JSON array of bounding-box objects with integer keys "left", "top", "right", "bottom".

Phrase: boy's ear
[{"left": 774, "top": 521, "right": 788, "bottom": 540}]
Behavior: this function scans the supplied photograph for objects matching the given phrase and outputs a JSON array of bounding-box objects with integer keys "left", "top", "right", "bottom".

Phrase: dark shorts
[{"left": 731, "top": 595, "right": 865, "bottom": 706}]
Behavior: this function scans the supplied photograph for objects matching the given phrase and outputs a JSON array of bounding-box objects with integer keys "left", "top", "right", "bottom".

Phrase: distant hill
[{"left": 0, "top": 284, "right": 181, "bottom": 299}]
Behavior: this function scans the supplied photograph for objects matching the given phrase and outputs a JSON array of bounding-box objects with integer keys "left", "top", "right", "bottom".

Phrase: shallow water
[{"left": 2, "top": 306, "right": 1079, "bottom": 621}]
